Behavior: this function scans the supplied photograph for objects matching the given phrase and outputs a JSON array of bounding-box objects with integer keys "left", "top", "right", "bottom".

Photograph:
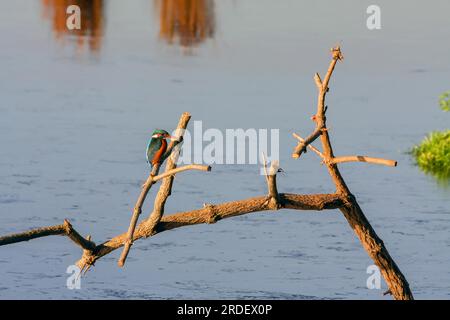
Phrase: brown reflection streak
[
  {"left": 41, "top": 0, "right": 104, "bottom": 53},
  {"left": 156, "top": 0, "right": 215, "bottom": 49}
]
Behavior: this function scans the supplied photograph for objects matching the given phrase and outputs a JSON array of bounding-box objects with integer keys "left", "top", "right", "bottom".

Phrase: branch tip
[{"left": 331, "top": 46, "right": 344, "bottom": 61}]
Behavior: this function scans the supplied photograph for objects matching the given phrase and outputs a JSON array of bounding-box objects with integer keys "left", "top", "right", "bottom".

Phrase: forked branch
[
  {"left": 0, "top": 47, "right": 413, "bottom": 300},
  {"left": 291, "top": 46, "right": 412, "bottom": 300},
  {"left": 118, "top": 112, "right": 201, "bottom": 267},
  {"left": 293, "top": 133, "right": 397, "bottom": 167}
]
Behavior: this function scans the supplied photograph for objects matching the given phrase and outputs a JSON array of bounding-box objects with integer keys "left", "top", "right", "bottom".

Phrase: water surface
[{"left": 0, "top": 0, "right": 449, "bottom": 299}]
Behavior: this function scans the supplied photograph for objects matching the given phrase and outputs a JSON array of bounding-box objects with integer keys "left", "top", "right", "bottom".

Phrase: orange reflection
[
  {"left": 155, "top": 0, "right": 215, "bottom": 50},
  {"left": 41, "top": 0, "right": 104, "bottom": 53}
]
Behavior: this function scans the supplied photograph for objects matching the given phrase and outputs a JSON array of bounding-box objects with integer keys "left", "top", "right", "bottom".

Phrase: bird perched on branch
[{"left": 146, "top": 129, "right": 176, "bottom": 169}]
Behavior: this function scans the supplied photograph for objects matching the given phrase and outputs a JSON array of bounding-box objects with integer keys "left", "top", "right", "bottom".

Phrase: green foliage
[
  {"left": 439, "top": 91, "right": 450, "bottom": 112},
  {"left": 411, "top": 130, "right": 450, "bottom": 181}
]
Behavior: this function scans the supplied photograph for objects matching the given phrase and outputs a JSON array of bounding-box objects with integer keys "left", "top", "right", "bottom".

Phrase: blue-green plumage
[{"left": 146, "top": 129, "right": 172, "bottom": 168}]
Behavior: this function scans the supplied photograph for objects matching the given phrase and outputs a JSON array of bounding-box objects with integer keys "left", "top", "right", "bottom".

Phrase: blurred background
[{"left": 0, "top": 0, "right": 449, "bottom": 299}]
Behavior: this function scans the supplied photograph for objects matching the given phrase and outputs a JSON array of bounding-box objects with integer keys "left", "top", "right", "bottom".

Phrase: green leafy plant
[
  {"left": 439, "top": 91, "right": 450, "bottom": 112},
  {"left": 411, "top": 92, "right": 449, "bottom": 182},
  {"left": 411, "top": 130, "right": 450, "bottom": 181}
]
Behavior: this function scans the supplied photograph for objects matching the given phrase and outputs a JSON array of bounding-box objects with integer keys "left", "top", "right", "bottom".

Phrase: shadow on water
[
  {"left": 154, "top": 0, "right": 215, "bottom": 53},
  {"left": 41, "top": 0, "right": 105, "bottom": 53},
  {"left": 407, "top": 146, "right": 450, "bottom": 188},
  {"left": 416, "top": 165, "right": 450, "bottom": 189}
]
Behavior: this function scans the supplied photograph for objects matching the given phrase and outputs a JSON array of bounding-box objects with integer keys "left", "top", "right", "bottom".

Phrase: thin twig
[
  {"left": 331, "top": 156, "right": 397, "bottom": 167},
  {"left": 153, "top": 164, "right": 211, "bottom": 181},
  {"left": 261, "top": 152, "right": 269, "bottom": 183},
  {"left": 291, "top": 127, "right": 323, "bottom": 158},
  {"left": 292, "top": 133, "right": 324, "bottom": 159},
  {"left": 0, "top": 219, "right": 95, "bottom": 252},
  {"left": 119, "top": 164, "right": 160, "bottom": 267}
]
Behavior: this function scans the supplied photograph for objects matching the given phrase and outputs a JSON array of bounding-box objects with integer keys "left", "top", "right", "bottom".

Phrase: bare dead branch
[
  {"left": 72, "top": 193, "right": 346, "bottom": 269},
  {"left": 118, "top": 165, "right": 210, "bottom": 267},
  {"left": 153, "top": 164, "right": 211, "bottom": 181},
  {"left": 321, "top": 46, "right": 343, "bottom": 92},
  {"left": 0, "top": 224, "right": 67, "bottom": 246},
  {"left": 119, "top": 164, "right": 160, "bottom": 267},
  {"left": 63, "top": 220, "right": 96, "bottom": 251},
  {"left": 261, "top": 153, "right": 281, "bottom": 209},
  {"left": 314, "top": 72, "right": 322, "bottom": 89},
  {"left": 339, "top": 202, "right": 413, "bottom": 300},
  {"left": 0, "top": 219, "right": 95, "bottom": 252},
  {"left": 331, "top": 156, "right": 397, "bottom": 167},
  {"left": 0, "top": 193, "right": 343, "bottom": 252},
  {"left": 291, "top": 127, "right": 323, "bottom": 159},
  {"left": 146, "top": 112, "right": 191, "bottom": 226},
  {"left": 261, "top": 152, "right": 269, "bottom": 182},
  {"left": 292, "top": 133, "right": 324, "bottom": 159},
  {"left": 292, "top": 134, "right": 396, "bottom": 167},
  {"left": 292, "top": 46, "right": 343, "bottom": 160},
  {"left": 118, "top": 112, "right": 193, "bottom": 267},
  {"left": 0, "top": 46, "right": 413, "bottom": 300},
  {"left": 290, "top": 46, "right": 412, "bottom": 300}
]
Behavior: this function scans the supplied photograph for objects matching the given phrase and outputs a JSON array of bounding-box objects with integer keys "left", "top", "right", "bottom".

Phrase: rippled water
[{"left": 0, "top": 0, "right": 449, "bottom": 299}]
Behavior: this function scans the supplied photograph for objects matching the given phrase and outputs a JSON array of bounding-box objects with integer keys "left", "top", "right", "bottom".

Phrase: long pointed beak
[{"left": 167, "top": 135, "right": 177, "bottom": 141}]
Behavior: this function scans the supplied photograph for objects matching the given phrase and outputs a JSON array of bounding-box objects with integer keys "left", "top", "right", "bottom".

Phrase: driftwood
[{"left": 0, "top": 47, "right": 413, "bottom": 300}]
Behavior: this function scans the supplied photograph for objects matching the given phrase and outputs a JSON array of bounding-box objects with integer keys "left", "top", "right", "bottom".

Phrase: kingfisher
[{"left": 146, "top": 129, "right": 175, "bottom": 169}]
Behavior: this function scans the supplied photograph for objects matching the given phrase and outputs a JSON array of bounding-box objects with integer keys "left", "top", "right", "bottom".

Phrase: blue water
[{"left": 0, "top": 0, "right": 449, "bottom": 299}]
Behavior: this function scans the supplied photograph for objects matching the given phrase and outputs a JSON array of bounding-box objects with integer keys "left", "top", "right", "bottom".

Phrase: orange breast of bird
[{"left": 152, "top": 138, "right": 168, "bottom": 166}]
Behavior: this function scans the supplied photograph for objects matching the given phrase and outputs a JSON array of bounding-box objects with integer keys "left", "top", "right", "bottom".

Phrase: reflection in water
[
  {"left": 41, "top": 0, "right": 104, "bottom": 53},
  {"left": 155, "top": 0, "right": 215, "bottom": 51}
]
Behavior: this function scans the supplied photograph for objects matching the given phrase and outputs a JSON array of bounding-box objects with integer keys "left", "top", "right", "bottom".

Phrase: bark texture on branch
[
  {"left": 0, "top": 219, "right": 96, "bottom": 251},
  {"left": 339, "top": 201, "right": 413, "bottom": 300},
  {"left": 331, "top": 156, "right": 397, "bottom": 167},
  {"left": 100, "top": 193, "right": 342, "bottom": 259},
  {"left": 0, "top": 193, "right": 344, "bottom": 265},
  {"left": 0, "top": 47, "right": 413, "bottom": 300},
  {"left": 291, "top": 46, "right": 413, "bottom": 300},
  {"left": 118, "top": 112, "right": 195, "bottom": 267}
]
